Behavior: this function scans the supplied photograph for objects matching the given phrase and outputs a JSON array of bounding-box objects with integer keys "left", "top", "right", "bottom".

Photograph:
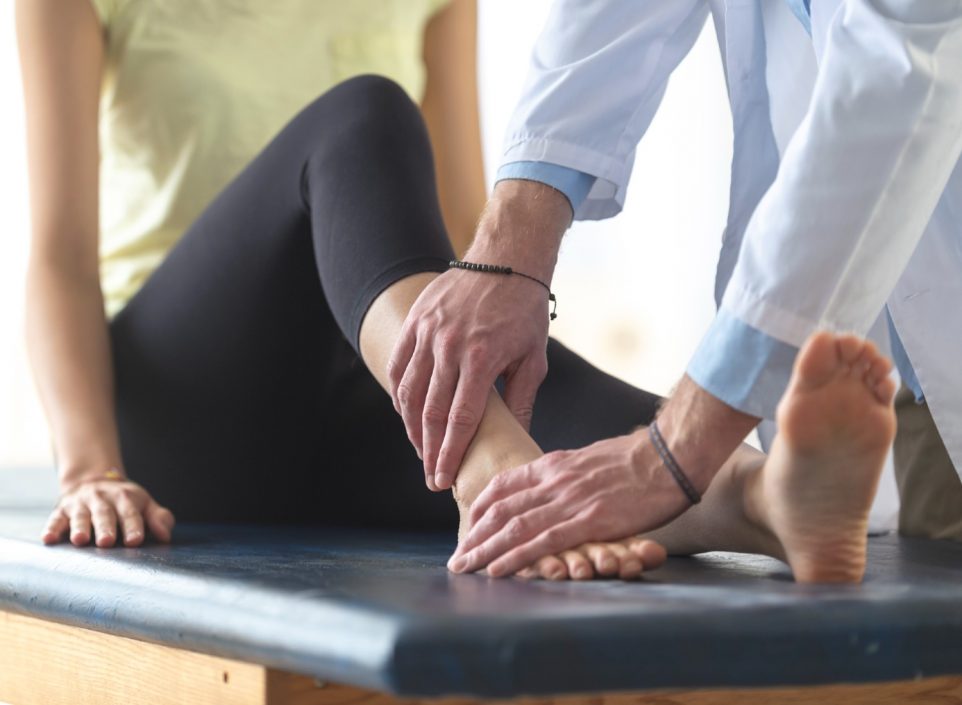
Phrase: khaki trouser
[{"left": 893, "top": 385, "right": 962, "bottom": 541}]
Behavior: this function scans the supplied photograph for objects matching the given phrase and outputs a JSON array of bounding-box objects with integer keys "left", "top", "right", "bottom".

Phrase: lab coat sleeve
[
  {"left": 691, "top": 0, "right": 962, "bottom": 419},
  {"left": 499, "top": 0, "right": 710, "bottom": 221}
]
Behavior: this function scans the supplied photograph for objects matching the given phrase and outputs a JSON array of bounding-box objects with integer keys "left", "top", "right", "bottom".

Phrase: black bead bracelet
[{"left": 449, "top": 260, "right": 557, "bottom": 320}]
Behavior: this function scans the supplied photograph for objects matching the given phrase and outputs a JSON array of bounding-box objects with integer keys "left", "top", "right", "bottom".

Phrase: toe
[
  {"left": 874, "top": 374, "right": 898, "bottom": 406},
  {"left": 586, "top": 545, "right": 619, "bottom": 577},
  {"left": 629, "top": 538, "right": 668, "bottom": 570},
  {"left": 561, "top": 549, "right": 594, "bottom": 580},
  {"left": 607, "top": 543, "right": 643, "bottom": 580},
  {"left": 866, "top": 356, "right": 893, "bottom": 385},
  {"left": 836, "top": 334, "right": 866, "bottom": 366},
  {"left": 535, "top": 555, "right": 568, "bottom": 581},
  {"left": 793, "top": 331, "right": 840, "bottom": 389}
]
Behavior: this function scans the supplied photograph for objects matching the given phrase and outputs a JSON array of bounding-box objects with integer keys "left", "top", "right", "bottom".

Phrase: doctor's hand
[
  {"left": 447, "top": 375, "right": 760, "bottom": 576},
  {"left": 388, "top": 180, "right": 571, "bottom": 492}
]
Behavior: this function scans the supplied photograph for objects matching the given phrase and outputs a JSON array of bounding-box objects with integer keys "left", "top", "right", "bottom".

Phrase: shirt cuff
[
  {"left": 496, "top": 161, "right": 596, "bottom": 213},
  {"left": 686, "top": 309, "right": 800, "bottom": 420}
]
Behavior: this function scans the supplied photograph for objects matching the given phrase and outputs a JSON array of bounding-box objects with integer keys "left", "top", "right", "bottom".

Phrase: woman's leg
[
  {"left": 110, "top": 74, "right": 660, "bottom": 577},
  {"left": 111, "top": 76, "right": 459, "bottom": 527}
]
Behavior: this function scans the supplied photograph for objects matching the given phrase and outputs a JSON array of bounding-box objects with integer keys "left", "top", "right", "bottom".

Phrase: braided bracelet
[
  {"left": 449, "top": 260, "right": 557, "bottom": 320},
  {"left": 648, "top": 419, "right": 702, "bottom": 505}
]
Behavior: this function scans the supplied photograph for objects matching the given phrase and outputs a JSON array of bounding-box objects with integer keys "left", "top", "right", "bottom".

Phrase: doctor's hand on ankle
[
  {"left": 43, "top": 469, "right": 176, "bottom": 548},
  {"left": 448, "top": 376, "right": 759, "bottom": 577},
  {"left": 388, "top": 180, "right": 571, "bottom": 493}
]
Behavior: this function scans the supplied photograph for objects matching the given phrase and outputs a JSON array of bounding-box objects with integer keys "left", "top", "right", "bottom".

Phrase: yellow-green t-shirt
[{"left": 90, "top": 0, "right": 448, "bottom": 317}]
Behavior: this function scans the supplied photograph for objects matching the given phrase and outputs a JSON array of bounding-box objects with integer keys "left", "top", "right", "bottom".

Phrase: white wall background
[{"left": 478, "top": 3, "right": 730, "bottom": 400}]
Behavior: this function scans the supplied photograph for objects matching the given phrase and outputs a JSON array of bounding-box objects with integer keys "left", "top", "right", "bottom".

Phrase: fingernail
[
  {"left": 450, "top": 557, "right": 467, "bottom": 573},
  {"left": 435, "top": 472, "right": 450, "bottom": 489}
]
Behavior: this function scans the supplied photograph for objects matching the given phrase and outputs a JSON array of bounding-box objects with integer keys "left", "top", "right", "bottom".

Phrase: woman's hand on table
[{"left": 43, "top": 474, "right": 176, "bottom": 548}]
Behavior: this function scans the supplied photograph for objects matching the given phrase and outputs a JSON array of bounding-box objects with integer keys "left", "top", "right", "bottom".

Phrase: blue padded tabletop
[{"left": 1, "top": 467, "right": 961, "bottom": 697}]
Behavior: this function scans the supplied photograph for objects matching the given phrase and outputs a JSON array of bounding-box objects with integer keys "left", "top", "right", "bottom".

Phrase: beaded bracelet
[
  {"left": 449, "top": 260, "right": 557, "bottom": 320},
  {"left": 648, "top": 420, "right": 702, "bottom": 505}
]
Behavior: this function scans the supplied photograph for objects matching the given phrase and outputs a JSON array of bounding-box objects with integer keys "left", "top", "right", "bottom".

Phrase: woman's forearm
[{"left": 26, "top": 256, "right": 124, "bottom": 491}]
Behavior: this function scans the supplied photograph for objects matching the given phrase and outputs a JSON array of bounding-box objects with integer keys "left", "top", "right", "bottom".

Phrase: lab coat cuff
[
  {"left": 496, "top": 162, "right": 596, "bottom": 214},
  {"left": 501, "top": 136, "right": 631, "bottom": 221},
  {"left": 686, "top": 308, "right": 799, "bottom": 420}
]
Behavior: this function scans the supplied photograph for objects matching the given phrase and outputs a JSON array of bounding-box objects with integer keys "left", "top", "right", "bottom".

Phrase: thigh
[
  {"left": 109, "top": 77, "right": 457, "bottom": 526},
  {"left": 531, "top": 338, "right": 662, "bottom": 452},
  {"left": 110, "top": 192, "right": 341, "bottom": 523}
]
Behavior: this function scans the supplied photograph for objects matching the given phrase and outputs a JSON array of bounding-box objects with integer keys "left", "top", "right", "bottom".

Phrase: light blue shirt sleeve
[
  {"left": 686, "top": 309, "right": 799, "bottom": 420},
  {"left": 689, "top": 306, "right": 925, "bottom": 417},
  {"left": 496, "top": 162, "right": 596, "bottom": 214}
]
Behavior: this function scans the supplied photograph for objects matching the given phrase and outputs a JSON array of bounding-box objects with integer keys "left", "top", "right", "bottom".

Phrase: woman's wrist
[{"left": 58, "top": 458, "right": 127, "bottom": 494}]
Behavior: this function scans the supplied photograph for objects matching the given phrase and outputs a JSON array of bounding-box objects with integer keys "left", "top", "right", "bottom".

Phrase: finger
[
  {"left": 451, "top": 501, "right": 576, "bottom": 575},
  {"left": 560, "top": 549, "right": 594, "bottom": 581},
  {"left": 487, "top": 517, "right": 591, "bottom": 578},
  {"left": 88, "top": 495, "right": 119, "bottom": 548},
  {"left": 534, "top": 555, "right": 568, "bottom": 581},
  {"left": 605, "top": 543, "right": 643, "bottom": 580},
  {"left": 421, "top": 359, "right": 458, "bottom": 484},
  {"left": 502, "top": 354, "right": 548, "bottom": 433},
  {"left": 397, "top": 340, "right": 434, "bottom": 470},
  {"left": 465, "top": 464, "right": 539, "bottom": 534},
  {"left": 42, "top": 508, "right": 70, "bottom": 545},
  {"left": 387, "top": 321, "right": 418, "bottom": 413},
  {"left": 113, "top": 492, "right": 146, "bottom": 547},
  {"left": 144, "top": 500, "right": 176, "bottom": 543},
  {"left": 625, "top": 538, "right": 668, "bottom": 571},
  {"left": 433, "top": 372, "right": 492, "bottom": 490},
  {"left": 452, "top": 481, "right": 546, "bottom": 563},
  {"left": 68, "top": 503, "right": 92, "bottom": 546},
  {"left": 585, "top": 544, "right": 620, "bottom": 577}
]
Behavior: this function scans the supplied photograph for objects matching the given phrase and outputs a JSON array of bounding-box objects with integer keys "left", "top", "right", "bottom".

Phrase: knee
[
  {"left": 301, "top": 74, "right": 424, "bottom": 148},
  {"left": 332, "top": 74, "right": 417, "bottom": 116}
]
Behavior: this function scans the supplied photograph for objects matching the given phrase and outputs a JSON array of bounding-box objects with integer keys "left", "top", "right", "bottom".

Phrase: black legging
[{"left": 109, "top": 75, "right": 660, "bottom": 530}]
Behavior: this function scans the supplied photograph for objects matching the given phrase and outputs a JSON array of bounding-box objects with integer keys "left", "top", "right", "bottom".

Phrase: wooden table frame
[{"left": 2, "top": 611, "right": 960, "bottom": 705}]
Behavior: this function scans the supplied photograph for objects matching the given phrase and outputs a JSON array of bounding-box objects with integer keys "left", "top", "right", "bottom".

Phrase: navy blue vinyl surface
[{"left": 1, "top": 467, "right": 961, "bottom": 697}]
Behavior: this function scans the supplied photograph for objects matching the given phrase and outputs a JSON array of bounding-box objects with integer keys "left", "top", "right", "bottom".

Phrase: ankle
[
  {"left": 456, "top": 446, "right": 537, "bottom": 509},
  {"left": 738, "top": 458, "right": 787, "bottom": 561}
]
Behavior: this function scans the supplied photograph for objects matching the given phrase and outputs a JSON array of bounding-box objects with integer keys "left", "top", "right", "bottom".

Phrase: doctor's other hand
[
  {"left": 43, "top": 474, "right": 176, "bottom": 548},
  {"left": 447, "top": 429, "right": 694, "bottom": 577},
  {"left": 388, "top": 179, "right": 572, "bottom": 493}
]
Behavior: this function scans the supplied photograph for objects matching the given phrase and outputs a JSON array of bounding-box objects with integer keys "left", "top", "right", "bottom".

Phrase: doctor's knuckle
[
  {"left": 422, "top": 404, "right": 447, "bottom": 427},
  {"left": 488, "top": 501, "right": 511, "bottom": 525},
  {"left": 448, "top": 404, "right": 478, "bottom": 430},
  {"left": 435, "top": 331, "right": 461, "bottom": 357},
  {"left": 505, "top": 516, "right": 527, "bottom": 539},
  {"left": 543, "top": 527, "right": 569, "bottom": 550},
  {"left": 395, "top": 382, "right": 415, "bottom": 408}
]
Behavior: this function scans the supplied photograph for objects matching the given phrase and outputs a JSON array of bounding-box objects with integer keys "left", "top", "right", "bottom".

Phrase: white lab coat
[{"left": 502, "top": 0, "right": 962, "bottom": 478}]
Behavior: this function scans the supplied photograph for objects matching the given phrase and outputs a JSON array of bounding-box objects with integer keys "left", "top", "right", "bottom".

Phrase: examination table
[{"left": 1, "top": 467, "right": 960, "bottom": 704}]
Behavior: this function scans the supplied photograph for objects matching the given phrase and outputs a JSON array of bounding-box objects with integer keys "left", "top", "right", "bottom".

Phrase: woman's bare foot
[
  {"left": 745, "top": 332, "right": 897, "bottom": 583},
  {"left": 518, "top": 537, "right": 668, "bottom": 581}
]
